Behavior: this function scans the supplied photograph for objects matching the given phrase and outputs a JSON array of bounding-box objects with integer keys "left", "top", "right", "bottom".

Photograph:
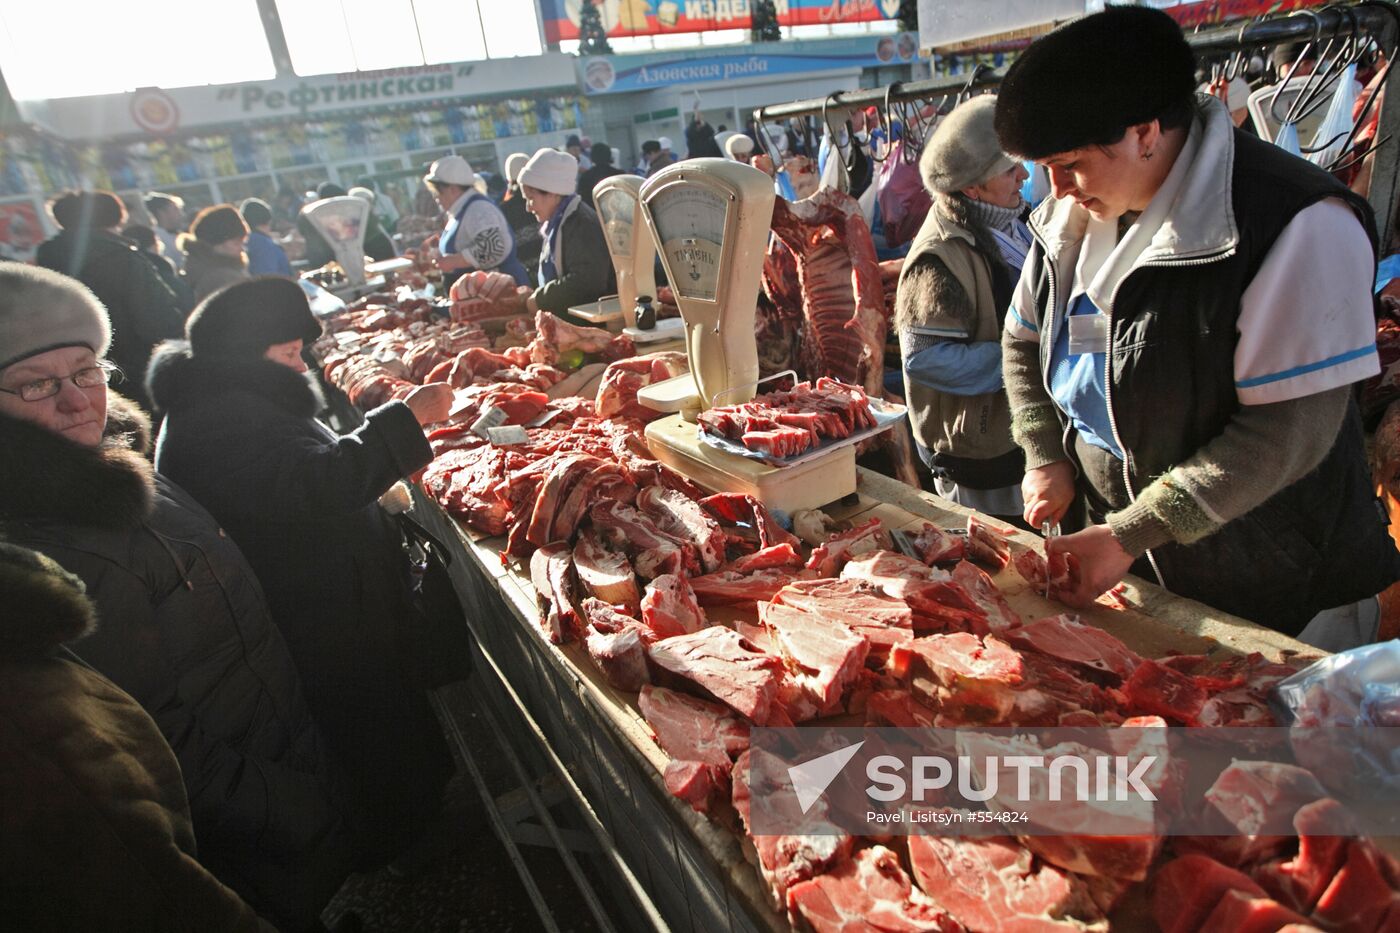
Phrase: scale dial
[
  {"left": 595, "top": 187, "right": 635, "bottom": 259},
  {"left": 650, "top": 184, "right": 728, "bottom": 303}
]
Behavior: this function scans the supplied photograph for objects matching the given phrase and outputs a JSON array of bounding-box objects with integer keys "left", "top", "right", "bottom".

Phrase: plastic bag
[
  {"left": 875, "top": 140, "right": 932, "bottom": 250},
  {"left": 1307, "top": 63, "right": 1360, "bottom": 168},
  {"left": 1273, "top": 641, "right": 1400, "bottom": 799}
]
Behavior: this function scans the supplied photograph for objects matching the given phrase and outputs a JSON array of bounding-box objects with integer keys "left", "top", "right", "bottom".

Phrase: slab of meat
[
  {"left": 640, "top": 574, "right": 707, "bottom": 640},
  {"left": 636, "top": 485, "right": 725, "bottom": 573},
  {"left": 950, "top": 560, "right": 1022, "bottom": 633},
  {"left": 588, "top": 499, "right": 698, "bottom": 579},
  {"left": 805, "top": 516, "right": 893, "bottom": 576},
  {"left": 720, "top": 543, "right": 803, "bottom": 574},
  {"left": 908, "top": 833, "right": 1104, "bottom": 932},
  {"left": 688, "top": 567, "right": 817, "bottom": 607},
  {"left": 448, "top": 269, "right": 527, "bottom": 322},
  {"left": 423, "top": 445, "right": 510, "bottom": 534},
  {"left": 1178, "top": 762, "right": 1330, "bottom": 869},
  {"left": 890, "top": 632, "right": 1023, "bottom": 723},
  {"left": 697, "top": 377, "right": 878, "bottom": 458},
  {"left": 582, "top": 598, "right": 651, "bottom": 692},
  {"left": 700, "top": 492, "right": 801, "bottom": 550},
  {"left": 909, "top": 522, "right": 966, "bottom": 565},
  {"left": 841, "top": 551, "right": 990, "bottom": 634},
  {"left": 1251, "top": 798, "right": 1395, "bottom": 919},
  {"left": 1005, "top": 613, "right": 1141, "bottom": 682},
  {"left": 572, "top": 529, "right": 640, "bottom": 613},
  {"left": 524, "top": 453, "right": 607, "bottom": 547},
  {"left": 1013, "top": 547, "right": 1079, "bottom": 602},
  {"left": 1195, "top": 891, "right": 1311, "bottom": 933},
  {"left": 1154, "top": 855, "right": 1270, "bottom": 933},
  {"left": 595, "top": 351, "right": 689, "bottom": 422},
  {"left": 1118, "top": 658, "right": 1210, "bottom": 724},
  {"left": 769, "top": 578, "right": 914, "bottom": 668},
  {"left": 733, "top": 748, "right": 854, "bottom": 911},
  {"left": 864, "top": 689, "right": 939, "bottom": 728},
  {"left": 759, "top": 603, "right": 869, "bottom": 713},
  {"left": 966, "top": 514, "right": 1012, "bottom": 571},
  {"left": 531, "top": 310, "right": 634, "bottom": 365},
  {"left": 1306, "top": 836, "right": 1400, "bottom": 932},
  {"left": 647, "top": 626, "right": 784, "bottom": 724},
  {"left": 786, "top": 846, "right": 964, "bottom": 933},
  {"left": 528, "top": 542, "right": 577, "bottom": 643},
  {"left": 638, "top": 684, "right": 750, "bottom": 814}
]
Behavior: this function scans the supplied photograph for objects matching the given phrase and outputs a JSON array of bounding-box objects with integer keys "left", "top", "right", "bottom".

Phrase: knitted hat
[
  {"left": 921, "top": 96, "right": 1019, "bottom": 194},
  {"left": 240, "top": 198, "right": 273, "bottom": 228},
  {"left": 0, "top": 264, "right": 111, "bottom": 372},
  {"left": 724, "top": 133, "right": 754, "bottom": 161},
  {"left": 658, "top": 136, "right": 673, "bottom": 151},
  {"left": 189, "top": 205, "right": 248, "bottom": 246},
  {"left": 424, "top": 155, "right": 477, "bottom": 188},
  {"left": 518, "top": 149, "right": 579, "bottom": 196},
  {"left": 994, "top": 5, "right": 1197, "bottom": 159},
  {"left": 504, "top": 153, "right": 529, "bottom": 184},
  {"left": 186, "top": 276, "right": 322, "bottom": 360}
]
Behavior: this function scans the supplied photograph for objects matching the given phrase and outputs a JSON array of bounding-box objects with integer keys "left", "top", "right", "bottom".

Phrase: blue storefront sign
[{"left": 578, "top": 33, "right": 921, "bottom": 95}]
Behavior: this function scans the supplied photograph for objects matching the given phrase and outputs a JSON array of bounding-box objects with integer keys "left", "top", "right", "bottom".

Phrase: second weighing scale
[
  {"left": 636, "top": 159, "right": 857, "bottom": 513},
  {"left": 300, "top": 195, "right": 412, "bottom": 300},
  {"left": 570, "top": 175, "right": 684, "bottom": 344}
]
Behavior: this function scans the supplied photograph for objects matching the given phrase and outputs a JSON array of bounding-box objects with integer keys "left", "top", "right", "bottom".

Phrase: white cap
[
  {"left": 658, "top": 136, "right": 673, "bottom": 151},
  {"left": 504, "top": 152, "right": 529, "bottom": 184},
  {"left": 347, "top": 186, "right": 376, "bottom": 203},
  {"left": 424, "top": 155, "right": 477, "bottom": 188},
  {"left": 518, "top": 148, "right": 579, "bottom": 196},
  {"left": 724, "top": 134, "right": 754, "bottom": 161}
]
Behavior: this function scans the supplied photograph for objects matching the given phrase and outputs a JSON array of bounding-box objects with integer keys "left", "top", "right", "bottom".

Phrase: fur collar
[
  {"left": 147, "top": 340, "right": 323, "bottom": 419},
  {"left": 0, "top": 394, "right": 155, "bottom": 532},
  {"left": 0, "top": 541, "right": 98, "bottom": 662}
]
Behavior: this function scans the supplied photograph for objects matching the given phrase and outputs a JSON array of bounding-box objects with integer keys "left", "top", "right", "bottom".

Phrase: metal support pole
[{"left": 254, "top": 0, "right": 297, "bottom": 78}]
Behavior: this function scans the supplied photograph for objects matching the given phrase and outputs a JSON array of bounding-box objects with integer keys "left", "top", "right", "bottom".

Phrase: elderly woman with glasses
[{"left": 0, "top": 265, "right": 356, "bottom": 932}]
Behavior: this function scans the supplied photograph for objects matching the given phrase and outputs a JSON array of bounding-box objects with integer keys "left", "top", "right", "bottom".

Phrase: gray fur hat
[
  {"left": 920, "top": 95, "right": 1019, "bottom": 195},
  {"left": 0, "top": 264, "right": 112, "bottom": 373}
]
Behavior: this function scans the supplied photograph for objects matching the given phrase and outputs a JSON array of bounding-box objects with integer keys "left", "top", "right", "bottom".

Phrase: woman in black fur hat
[
  {"left": 995, "top": 5, "right": 1397, "bottom": 641},
  {"left": 0, "top": 265, "right": 356, "bottom": 930},
  {"left": 147, "top": 276, "right": 457, "bottom": 869}
]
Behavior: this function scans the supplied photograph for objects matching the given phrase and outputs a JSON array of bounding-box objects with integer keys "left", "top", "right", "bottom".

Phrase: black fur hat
[
  {"left": 186, "top": 276, "right": 323, "bottom": 360},
  {"left": 994, "top": 5, "right": 1197, "bottom": 159}
]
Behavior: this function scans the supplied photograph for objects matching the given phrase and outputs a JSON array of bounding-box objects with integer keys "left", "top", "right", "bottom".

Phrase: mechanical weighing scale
[
  {"left": 300, "top": 196, "right": 413, "bottom": 300},
  {"left": 635, "top": 158, "right": 859, "bottom": 513},
  {"left": 569, "top": 175, "right": 685, "bottom": 344}
]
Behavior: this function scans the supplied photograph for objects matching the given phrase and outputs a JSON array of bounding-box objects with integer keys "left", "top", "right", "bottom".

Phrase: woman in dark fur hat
[
  {"left": 147, "top": 276, "right": 457, "bottom": 869},
  {"left": 0, "top": 541, "right": 272, "bottom": 931},
  {"left": 0, "top": 264, "right": 355, "bottom": 932},
  {"left": 995, "top": 5, "right": 1397, "bottom": 641},
  {"left": 182, "top": 204, "right": 250, "bottom": 302}
]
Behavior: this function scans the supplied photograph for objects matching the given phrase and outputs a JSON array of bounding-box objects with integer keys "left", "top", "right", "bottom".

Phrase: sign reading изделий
[{"left": 542, "top": 0, "right": 901, "bottom": 43}]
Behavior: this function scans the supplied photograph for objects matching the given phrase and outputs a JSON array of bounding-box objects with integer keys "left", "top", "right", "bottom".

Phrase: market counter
[{"left": 408, "top": 465, "right": 1320, "bottom": 932}]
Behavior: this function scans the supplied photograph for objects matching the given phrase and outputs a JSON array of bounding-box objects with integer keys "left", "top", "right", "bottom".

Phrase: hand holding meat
[
  {"left": 1045, "top": 525, "right": 1135, "bottom": 609},
  {"left": 404, "top": 382, "right": 454, "bottom": 426},
  {"left": 1022, "top": 461, "right": 1075, "bottom": 528}
]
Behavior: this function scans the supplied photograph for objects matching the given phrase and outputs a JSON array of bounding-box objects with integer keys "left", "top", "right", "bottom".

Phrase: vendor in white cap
[
  {"left": 724, "top": 132, "right": 755, "bottom": 163},
  {"left": 499, "top": 152, "right": 542, "bottom": 281},
  {"left": 423, "top": 154, "right": 530, "bottom": 287},
  {"left": 518, "top": 148, "right": 614, "bottom": 322}
]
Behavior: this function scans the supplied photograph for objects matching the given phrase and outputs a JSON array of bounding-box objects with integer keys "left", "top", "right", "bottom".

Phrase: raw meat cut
[
  {"left": 589, "top": 499, "right": 698, "bottom": 579},
  {"left": 842, "top": 551, "right": 990, "bottom": 634},
  {"left": 1178, "top": 761, "right": 1329, "bottom": 867},
  {"left": 697, "top": 377, "right": 878, "bottom": 458},
  {"left": 448, "top": 269, "right": 527, "bottom": 322},
  {"left": 582, "top": 599, "right": 651, "bottom": 692},
  {"left": 595, "top": 351, "right": 689, "bottom": 422},
  {"left": 688, "top": 567, "right": 817, "bottom": 606},
  {"left": 720, "top": 543, "right": 804, "bottom": 574},
  {"left": 966, "top": 515, "right": 1012, "bottom": 571},
  {"left": 1310, "top": 837, "right": 1400, "bottom": 932},
  {"left": 1119, "top": 659, "right": 1209, "bottom": 724},
  {"left": 423, "top": 445, "right": 510, "bottom": 534},
  {"left": 1013, "top": 547, "right": 1079, "bottom": 603},
  {"left": 889, "top": 633, "right": 1023, "bottom": 722},
  {"left": 909, "top": 522, "right": 966, "bottom": 565},
  {"left": 786, "top": 846, "right": 964, "bottom": 933},
  {"left": 528, "top": 542, "right": 577, "bottom": 643},
  {"left": 1197, "top": 891, "right": 1310, "bottom": 933},
  {"left": 640, "top": 574, "right": 707, "bottom": 639},
  {"left": 524, "top": 453, "right": 607, "bottom": 546},
  {"left": 532, "top": 310, "right": 634, "bottom": 365},
  {"left": 638, "top": 684, "right": 750, "bottom": 813},
  {"left": 950, "top": 560, "right": 1022, "bottom": 632},
  {"left": 647, "top": 626, "right": 784, "bottom": 724},
  {"left": 700, "top": 492, "right": 801, "bottom": 549},
  {"left": 1004, "top": 614, "right": 1141, "bottom": 682},
  {"left": 1152, "top": 855, "right": 1268, "bottom": 933},
  {"left": 907, "top": 833, "right": 1104, "bottom": 932},
  {"left": 732, "top": 747, "right": 855, "bottom": 910},
  {"left": 864, "top": 690, "right": 938, "bottom": 729},
  {"left": 636, "top": 485, "right": 726, "bottom": 573},
  {"left": 805, "top": 517, "right": 893, "bottom": 576},
  {"left": 769, "top": 578, "right": 914, "bottom": 666},
  {"left": 572, "top": 528, "right": 641, "bottom": 613},
  {"left": 759, "top": 603, "right": 869, "bottom": 712},
  {"left": 792, "top": 508, "right": 839, "bottom": 546}
]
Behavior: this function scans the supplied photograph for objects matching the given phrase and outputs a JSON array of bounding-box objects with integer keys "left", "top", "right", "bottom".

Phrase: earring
[{"left": 1142, "top": 150, "right": 1154, "bottom": 161}]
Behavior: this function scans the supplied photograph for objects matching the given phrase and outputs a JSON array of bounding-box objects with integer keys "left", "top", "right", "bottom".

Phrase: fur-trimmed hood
[
  {"left": 147, "top": 340, "right": 323, "bottom": 419},
  {"left": 0, "top": 393, "right": 155, "bottom": 531},
  {"left": 0, "top": 541, "right": 97, "bottom": 661}
]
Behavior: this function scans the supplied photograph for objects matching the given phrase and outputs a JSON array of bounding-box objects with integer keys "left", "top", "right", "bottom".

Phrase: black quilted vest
[{"left": 1031, "top": 129, "right": 1399, "bottom": 636}]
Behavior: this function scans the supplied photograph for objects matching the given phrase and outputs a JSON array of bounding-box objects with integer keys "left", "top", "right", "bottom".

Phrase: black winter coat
[
  {"left": 147, "top": 345, "right": 453, "bottom": 859},
  {"left": 533, "top": 199, "right": 615, "bottom": 319},
  {"left": 0, "top": 396, "right": 353, "bottom": 930},
  {"left": 34, "top": 231, "right": 184, "bottom": 409}
]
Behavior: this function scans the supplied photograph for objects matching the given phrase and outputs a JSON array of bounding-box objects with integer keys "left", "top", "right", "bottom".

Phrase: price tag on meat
[
  {"left": 650, "top": 185, "right": 727, "bottom": 302},
  {"left": 485, "top": 425, "right": 529, "bottom": 446},
  {"left": 470, "top": 405, "right": 509, "bottom": 439}
]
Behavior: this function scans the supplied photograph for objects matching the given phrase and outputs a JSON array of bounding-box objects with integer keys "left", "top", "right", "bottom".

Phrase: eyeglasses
[{"left": 0, "top": 361, "right": 121, "bottom": 402}]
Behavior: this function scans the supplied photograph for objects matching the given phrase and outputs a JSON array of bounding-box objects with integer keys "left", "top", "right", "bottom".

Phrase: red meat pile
[
  {"left": 697, "top": 377, "right": 877, "bottom": 459},
  {"left": 448, "top": 269, "right": 528, "bottom": 323}
]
